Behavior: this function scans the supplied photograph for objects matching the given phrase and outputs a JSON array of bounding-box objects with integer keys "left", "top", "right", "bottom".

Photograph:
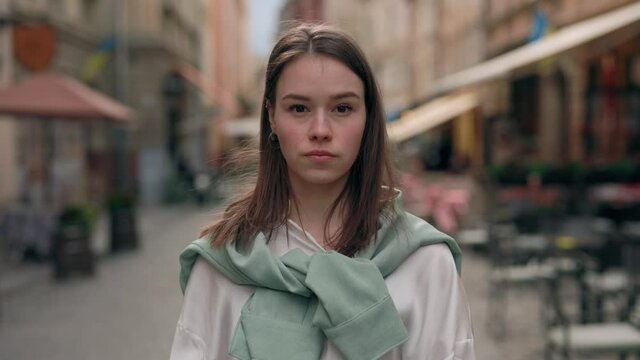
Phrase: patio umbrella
[{"left": 0, "top": 71, "right": 134, "bottom": 123}]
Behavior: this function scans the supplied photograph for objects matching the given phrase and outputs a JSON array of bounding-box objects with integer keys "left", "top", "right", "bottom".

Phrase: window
[{"left": 83, "top": 0, "right": 98, "bottom": 20}]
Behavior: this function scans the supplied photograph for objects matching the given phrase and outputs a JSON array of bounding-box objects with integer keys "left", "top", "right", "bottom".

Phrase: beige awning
[
  {"left": 434, "top": 1, "right": 640, "bottom": 94},
  {"left": 387, "top": 91, "right": 478, "bottom": 143}
]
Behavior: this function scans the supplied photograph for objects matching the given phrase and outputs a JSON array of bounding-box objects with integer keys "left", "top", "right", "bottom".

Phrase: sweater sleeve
[{"left": 393, "top": 244, "right": 476, "bottom": 360}]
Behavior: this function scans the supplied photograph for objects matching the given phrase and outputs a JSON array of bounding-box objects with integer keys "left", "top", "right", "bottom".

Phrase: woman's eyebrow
[
  {"left": 332, "top": 92, "right": 360, "bottom": 100},
  {"left": 281, "top": 94, "right": 310, "bottom": 101},
  {"left": 281, "top": 92, "right": 362, "bottom": 102}
]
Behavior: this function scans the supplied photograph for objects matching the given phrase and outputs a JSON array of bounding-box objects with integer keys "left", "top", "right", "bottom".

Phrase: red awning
[{"left": 0, "top": 71, "right": 134, "bottom": 123}]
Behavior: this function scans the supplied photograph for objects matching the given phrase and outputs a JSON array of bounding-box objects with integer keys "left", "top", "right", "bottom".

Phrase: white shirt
[{"left": 170, "top": 220, "right": 475, "bottom": 360}]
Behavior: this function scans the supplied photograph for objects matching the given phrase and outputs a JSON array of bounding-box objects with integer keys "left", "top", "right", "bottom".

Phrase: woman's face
[{"left": 268, "top": 54, "right": 366, "bottom": 191}]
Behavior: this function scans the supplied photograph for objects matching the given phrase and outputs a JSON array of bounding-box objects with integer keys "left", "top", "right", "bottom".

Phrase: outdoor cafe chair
[
  {"left": 544, "top": 280, "right": 640, "bottom": 359},
  {"left": 484, "top": 186, "right": 565, "bottom": 339},
  {"left": 485, "top": 221, "right": 558, "bottom": 340},
  {"left": 552, "top": 216, "right": 632, "bottom": 323},
  {"left": 542, "top": 228, "right": 640, "bottom": 360}
]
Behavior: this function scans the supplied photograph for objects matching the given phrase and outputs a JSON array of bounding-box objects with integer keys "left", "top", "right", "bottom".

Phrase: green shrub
[
  {"left": 107, "top": 192, "right": 136, "bottom": 210},
  {"left": 58, "top": 202, "right": 97, "bottom": 230}
]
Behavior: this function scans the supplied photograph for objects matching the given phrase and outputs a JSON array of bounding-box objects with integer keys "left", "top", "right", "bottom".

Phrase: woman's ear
[{"left": 266, "top": 101, "right": 276, "bottom": 132}]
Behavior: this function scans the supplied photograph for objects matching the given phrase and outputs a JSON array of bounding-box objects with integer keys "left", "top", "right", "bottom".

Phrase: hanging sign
[{"left": 13, "top": 24, "right": 57, "bottom": 71}]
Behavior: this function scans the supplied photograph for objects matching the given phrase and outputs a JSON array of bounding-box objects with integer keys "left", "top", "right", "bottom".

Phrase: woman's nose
[{"left": 308, "top": 111, "right": 332, "bottom": 141}]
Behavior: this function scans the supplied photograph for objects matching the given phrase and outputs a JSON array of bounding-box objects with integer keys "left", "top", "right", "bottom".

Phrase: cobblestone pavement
[{"left": 0, "top": 202, "right": 621, "bottom": 359}]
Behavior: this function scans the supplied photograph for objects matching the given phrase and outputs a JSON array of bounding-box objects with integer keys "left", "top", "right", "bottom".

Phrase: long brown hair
[{"left": 202, "top": 23, "right": 397, "bottom": 256}]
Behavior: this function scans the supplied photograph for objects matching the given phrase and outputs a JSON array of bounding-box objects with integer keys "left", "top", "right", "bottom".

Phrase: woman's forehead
[{"left": 275, "top": 54, "right": 364, "bottom": 100}]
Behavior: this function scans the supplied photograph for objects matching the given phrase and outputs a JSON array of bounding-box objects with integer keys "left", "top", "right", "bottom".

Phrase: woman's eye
[
  {"left": 288, "top": 104, "right": 307, "bottom": 113},
  {"left": 335, "top": 104, "right": 352, "bottom": 113}
]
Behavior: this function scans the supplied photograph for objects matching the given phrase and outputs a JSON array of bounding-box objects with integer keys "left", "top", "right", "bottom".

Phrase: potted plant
[{"left": 52, "top": 202, "right": 97, "bottom": 279}]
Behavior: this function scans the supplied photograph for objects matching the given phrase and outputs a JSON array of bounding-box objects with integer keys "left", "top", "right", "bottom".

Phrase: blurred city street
[
  {"left": 0, "top": 185, "right": 632, "bottom": 360},
  {"left": 1, "top": 0, "right": 640, "bottom": 359}
]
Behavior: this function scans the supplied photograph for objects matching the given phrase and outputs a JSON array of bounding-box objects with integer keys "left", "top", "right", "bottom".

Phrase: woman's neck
[{"left": 289, "top": 180, "right": 347, "bottom": 249}]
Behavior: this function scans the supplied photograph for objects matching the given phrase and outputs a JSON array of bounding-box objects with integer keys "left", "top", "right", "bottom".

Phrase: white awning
[
  {"left": 434, "top": 1, "right": 640, "bottom": 94},
  {"left": 387, "top": 91, "right": 478, "bottom": 143}
]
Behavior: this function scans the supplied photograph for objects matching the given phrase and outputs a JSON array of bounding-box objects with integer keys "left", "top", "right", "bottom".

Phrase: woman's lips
[{"left": 305, "top": 150, "right": 336, "bottom": 162}]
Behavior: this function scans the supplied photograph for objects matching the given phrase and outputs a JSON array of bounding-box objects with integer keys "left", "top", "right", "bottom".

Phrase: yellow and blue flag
[
  {"left": 528, "top": 9, "right": 549, "bottom": 43},
  {"left": 82, "top": 36, "right": 116, "bottom": 82}
]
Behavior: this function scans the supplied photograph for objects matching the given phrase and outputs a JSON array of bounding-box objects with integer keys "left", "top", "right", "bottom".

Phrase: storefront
[
  {"left": 433, "top": 1, "right": 640, "bottom": 170},
  {"left": 386, "top": 90, "right": 481, "bottom": 172},
  {"left": 584, "top": 37, "right": 640, "bottom": 165}
]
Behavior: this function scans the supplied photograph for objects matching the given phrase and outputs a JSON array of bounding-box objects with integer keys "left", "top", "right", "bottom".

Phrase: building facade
[
  {"left": 0, "top": 0, "right": 223, "bottom": 207},
  {"left": 125, "top": 0, "right": 209, "bottom": 204},
  {"left": 279, "top": 0, "right": 324, "bottom": 30},
  {"left": 280, "top": 0, "right": 485, "bottom": 109},
  {"left": 437, "top": 0, "right": 485, "bottom": 78},
  {"left": 321, "top": 0, "right": 417, "bottom": 114},
  {"left": 484, "top": 0, "right": 640, "bottom": 166},
  {"left": 1, "top": 0, "right": 122, "bottom": 208},
  {"left": 206, "top": 0, "right": 253, "bottom": 168},
  {"left": 0, "top": 0, "right": 17, "bottom": 207},
  {"left": 320, "top": 0, "right": 485, "bottom": 171}
]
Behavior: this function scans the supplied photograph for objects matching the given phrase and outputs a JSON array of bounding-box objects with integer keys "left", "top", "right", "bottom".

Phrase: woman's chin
[{"left": 292, "top": 172, "right": 349, "bottom": 189}]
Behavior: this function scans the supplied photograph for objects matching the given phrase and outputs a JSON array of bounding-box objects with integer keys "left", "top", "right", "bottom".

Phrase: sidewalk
[
  {"left": 0, "top": 203, "right": 219, "bottom": 303},
  {"left": 0, "top": 203, "right": 218, "bottom": 360}
]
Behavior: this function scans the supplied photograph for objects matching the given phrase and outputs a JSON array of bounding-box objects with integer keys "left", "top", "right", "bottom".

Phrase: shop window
[
  {"left": 586, "top": 52, "right": 640, "bottom": 164},
  {"left": 511, "top": 74, "right": 540, "bottom": 157},
  {"left": 559, "top": 71, "right": 569, "bottom": 161},
  {"left": 626, "top": 55, "right": 640, "bottom": 159},
  {"left": 83, "top": 0, "right": 98, "bottom": 21}
]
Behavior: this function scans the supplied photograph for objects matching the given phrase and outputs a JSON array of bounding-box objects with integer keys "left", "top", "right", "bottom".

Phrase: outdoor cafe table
[{"left": 552, "top": 215, "right": 635, "bottom": 323}]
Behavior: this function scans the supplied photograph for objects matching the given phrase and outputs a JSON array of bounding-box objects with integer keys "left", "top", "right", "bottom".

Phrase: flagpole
[
  {"left": 114, "top": 0, "right": 130, "bottom": 192},
  {"left": 0, "top": 0, "right": 12, "bottom": 84},
  {"left": 0, "top": 0, "right": 19, "bottom": 207}
]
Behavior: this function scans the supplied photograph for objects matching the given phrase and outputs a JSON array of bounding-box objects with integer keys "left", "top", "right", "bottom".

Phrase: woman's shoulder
[
  {"left": 397, "top": 209, "right": 441, "bottom": 233},
  {"left": 184, "top": 256, "right": 255, "bottom": 300},
  {"left": 391, "top": 209, "right": 463, "bottom": 274},
  {"left": 385, "top": 243, "right": 461, "bottom": 312},
  {"left": 185, "top": 257, "right": 234, "bottom": 293},
  {"left": 400, "top": 242, "right": 458, "bottom": 278}
]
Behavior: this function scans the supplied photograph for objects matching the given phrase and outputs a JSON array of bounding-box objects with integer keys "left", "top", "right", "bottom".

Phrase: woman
[{"left": 171, "top": 23, "right": 475, "bottom": 360}]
